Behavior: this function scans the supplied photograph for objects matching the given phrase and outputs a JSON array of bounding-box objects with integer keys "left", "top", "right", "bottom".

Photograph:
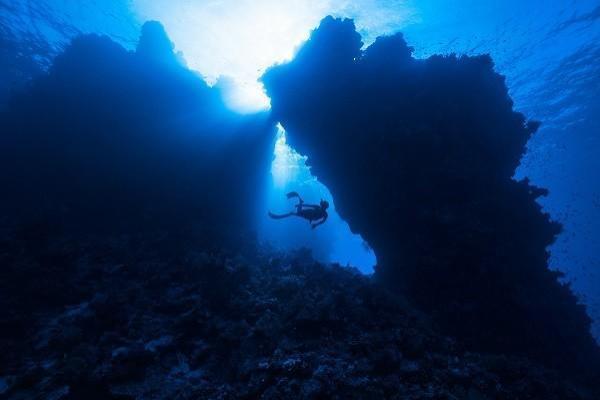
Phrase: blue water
[{"left": 1, "top": 0, "right": 598, "bottom": 337}]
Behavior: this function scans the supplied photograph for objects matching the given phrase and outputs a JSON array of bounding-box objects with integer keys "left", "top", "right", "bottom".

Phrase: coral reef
[{"left": 0, "top": 228, "right": 596, "bottom": 399}]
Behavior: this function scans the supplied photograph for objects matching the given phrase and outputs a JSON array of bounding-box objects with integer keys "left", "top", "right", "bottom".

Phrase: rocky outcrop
[
  {"left": 263, "top": 17, "right": 600, "bottom": 373},
  {"left": 0, "top": 21, "right": 274, "bottom": 234}
]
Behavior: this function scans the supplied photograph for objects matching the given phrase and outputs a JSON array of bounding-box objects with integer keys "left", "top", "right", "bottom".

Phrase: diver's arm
[{"left": 311, "top": 213, "right": 328, "bottom": 229}]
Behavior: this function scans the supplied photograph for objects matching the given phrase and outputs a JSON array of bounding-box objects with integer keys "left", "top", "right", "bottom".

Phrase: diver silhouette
[{"left": 269, "top": 192, "right": 329, "bottom": 229}]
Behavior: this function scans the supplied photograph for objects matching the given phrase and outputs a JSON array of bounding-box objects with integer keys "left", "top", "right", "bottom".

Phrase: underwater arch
[{"left": 260, "top": 124, "right": 377, "bottom": 273}]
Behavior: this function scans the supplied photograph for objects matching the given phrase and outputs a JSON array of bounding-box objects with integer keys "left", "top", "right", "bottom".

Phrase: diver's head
[{"left": 320, "top": 200, "right": 329, "bottom": 210}]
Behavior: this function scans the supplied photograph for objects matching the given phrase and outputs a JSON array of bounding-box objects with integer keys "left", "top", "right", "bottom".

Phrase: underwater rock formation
[
  {"left": 1, "top": 16, "right": 599, "bottom": 399},
  {"left": 263, "top": 17, "right": 600, "bottom": 373},
  {"left": 0, "top": 21, "right": 274, "bottom": 235}
]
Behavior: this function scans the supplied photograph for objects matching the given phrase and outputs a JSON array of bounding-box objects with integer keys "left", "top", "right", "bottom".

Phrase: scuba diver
[{"left": 269, "top": 192, "right": 329, "bottom": 229}]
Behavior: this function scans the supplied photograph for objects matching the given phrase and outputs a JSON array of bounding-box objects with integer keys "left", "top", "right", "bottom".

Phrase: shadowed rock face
[
  {"left": 263, "top": 16, "right": 600, "bottom": 372},
  {"left": 0, "top": 21, "right": 274, "bottom": 235}
]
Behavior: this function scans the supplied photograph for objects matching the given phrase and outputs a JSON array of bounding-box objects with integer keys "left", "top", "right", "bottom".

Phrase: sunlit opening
[
  {"left": 221, "top": 79, "right": 271, "bottom": 114},
  {"left": 271, "top": 124, "right": 307, "bottom": 187},
  {"left": 132, "top": 0, "right": 417, "bottom": 113}
]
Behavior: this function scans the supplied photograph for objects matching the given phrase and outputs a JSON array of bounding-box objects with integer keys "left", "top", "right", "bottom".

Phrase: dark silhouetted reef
[
  {"left": 264, "top": 16, "right": 600, "bottom": 376},
  {"left": 0, "top": 21, "right": 274, "bottom": 236}
]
